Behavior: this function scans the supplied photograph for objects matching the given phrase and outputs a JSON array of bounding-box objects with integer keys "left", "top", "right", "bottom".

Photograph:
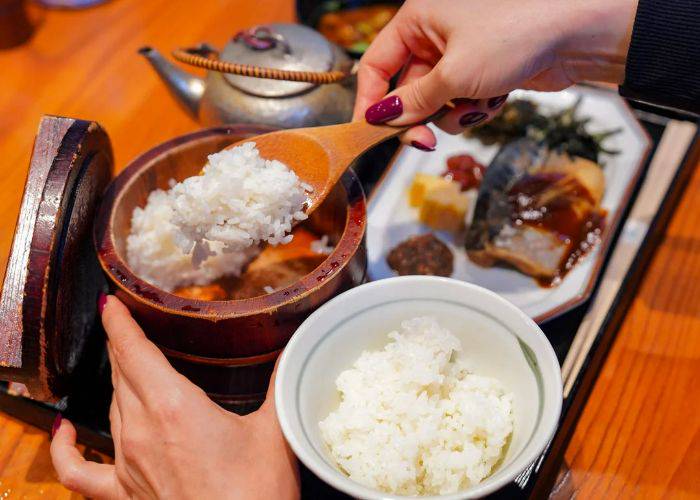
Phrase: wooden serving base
[{"left": 0, "top": 97, "right": 697, "bottom": 499}]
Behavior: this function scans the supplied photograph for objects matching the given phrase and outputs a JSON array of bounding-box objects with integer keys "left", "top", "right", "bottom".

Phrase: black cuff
[{"left": 620, "top": 0, "right": 700, "bottom": 115}]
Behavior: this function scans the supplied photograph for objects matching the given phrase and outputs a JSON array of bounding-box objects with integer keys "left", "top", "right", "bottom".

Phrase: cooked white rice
[
  {"left": 126, "top": 190, "right": 260, "bottom": 291},
  {"left": 169, "top": 142, "right": 309, "bottom": 264},
  {"left": 126, "top": 142, "right": 308, "bottom": 291},
  {"left": 319, "top": 316, "right": 514, "bottom": 496}
]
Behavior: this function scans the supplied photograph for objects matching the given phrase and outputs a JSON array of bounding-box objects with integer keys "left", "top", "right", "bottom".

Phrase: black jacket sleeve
[{"left": 619, "top": 0, "right": 700, "bottom": 115}]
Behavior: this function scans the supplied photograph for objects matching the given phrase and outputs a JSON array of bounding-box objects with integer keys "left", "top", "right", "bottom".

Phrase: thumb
[
  {"left": 365, "top": 63, "right": 452, "bottom": 126},
  {"left": 259, "top": 353, "right": 282, "bottom": 414}
]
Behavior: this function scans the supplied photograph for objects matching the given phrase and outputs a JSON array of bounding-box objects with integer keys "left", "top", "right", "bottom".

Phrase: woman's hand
[
  {"left": 353, "top": 0, "right": 638, "bottom": 149},
  {"left": 50, "top": 295, "right": 299, "bottom": 500}
]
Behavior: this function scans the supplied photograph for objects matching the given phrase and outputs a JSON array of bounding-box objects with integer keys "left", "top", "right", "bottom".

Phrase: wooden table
[{"left": 0, "top": 1, "right": 697, "bottom": 498}]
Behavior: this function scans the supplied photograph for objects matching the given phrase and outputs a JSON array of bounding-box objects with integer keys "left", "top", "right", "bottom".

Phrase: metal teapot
[{"left": 140, "top": 23, "right": 357, "bottom": 128}]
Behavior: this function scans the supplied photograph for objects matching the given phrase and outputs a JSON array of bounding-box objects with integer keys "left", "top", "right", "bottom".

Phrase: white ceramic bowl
[{"left": 276, "top": 276, "right": 563, "bottom": 499}]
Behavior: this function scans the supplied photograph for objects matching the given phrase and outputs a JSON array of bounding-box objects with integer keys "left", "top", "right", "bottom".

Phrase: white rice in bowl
[
  {"left": 319, "top": 316, "right": 514, "bottom": 496},
  {"left": 126, "top": 142, "right": 310, "bottom": 291}
]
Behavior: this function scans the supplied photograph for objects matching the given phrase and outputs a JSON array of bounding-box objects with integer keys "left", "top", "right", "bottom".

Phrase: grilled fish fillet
[{"left": 465, "top": 139, "right": 605, "bottom": 282}]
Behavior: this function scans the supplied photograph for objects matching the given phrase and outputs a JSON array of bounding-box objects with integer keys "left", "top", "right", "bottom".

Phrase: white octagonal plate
[{"left": 367, "top": 85, "right": 651, "bottom": 323}]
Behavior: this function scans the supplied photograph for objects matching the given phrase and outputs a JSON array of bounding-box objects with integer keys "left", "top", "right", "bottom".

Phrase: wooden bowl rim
[{"left": 94, "top": 125, "right": 366, "bottom": 319}]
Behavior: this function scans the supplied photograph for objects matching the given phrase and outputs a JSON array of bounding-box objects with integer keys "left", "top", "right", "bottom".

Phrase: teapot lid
[
  {"left": 0, "top": 116, "right": 113, "bottom": 401},
  {"left": 221, "top": 23, "right": 335, "bottom": 97}
]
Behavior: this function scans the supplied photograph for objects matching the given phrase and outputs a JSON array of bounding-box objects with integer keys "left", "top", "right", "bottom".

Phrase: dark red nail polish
[
  {"left": 459, "top": 112, "right": 488, "bottom": 127},
  {"left": 453, "top": 97, "right": 480, "bottom": 106},
  {"left": 365, "top": 95, "right": 403, "bottom": 124},
  {"left": 51, "top": 413, "right": 62, "bottom": 438},
  {"left": 488, "top": 94, "right": 509, "bottom": 109},
  {"left": 411, "top": 141, "right": 435, "bottom": 152},
  {"left": 98, "top": 293, "right": 107, "bottom": 314}
]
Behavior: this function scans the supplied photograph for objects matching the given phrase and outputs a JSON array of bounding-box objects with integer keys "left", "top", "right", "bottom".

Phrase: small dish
[
  {"left": 276, "top": 276, "right": 563, "bottom": 499},
  {"left": 296, "top": 0, "right": 402, "bottom": 57}
]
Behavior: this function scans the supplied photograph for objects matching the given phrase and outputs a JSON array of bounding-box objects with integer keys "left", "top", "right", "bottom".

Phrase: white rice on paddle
[
  {"left": 169, "top": 142, "right": 310, "bottom": 263},
  {"left": 319, "top": 316, "right": 514, "bottom": 496},
  {"left": 126, "top": 142, "right": 309, "bottom": 291}
]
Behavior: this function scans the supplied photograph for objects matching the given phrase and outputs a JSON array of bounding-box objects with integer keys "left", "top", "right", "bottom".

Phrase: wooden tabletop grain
[{"left": 0, "top": 1, "right": 698, "bottom": 498}]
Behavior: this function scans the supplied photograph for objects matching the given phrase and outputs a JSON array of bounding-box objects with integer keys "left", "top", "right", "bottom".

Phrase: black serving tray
[{"left": 0, "top": 100, "right": 697, "bottom": 499}]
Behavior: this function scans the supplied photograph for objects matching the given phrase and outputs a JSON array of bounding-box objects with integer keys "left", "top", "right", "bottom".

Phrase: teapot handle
[{"left": 171, "top": 44, "right": 351, "bottom": 85}]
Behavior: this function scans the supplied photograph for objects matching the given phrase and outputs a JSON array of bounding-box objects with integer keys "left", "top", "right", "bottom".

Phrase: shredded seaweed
[{"left": 465, "top": 98, "right": 621, "bottom": 163}]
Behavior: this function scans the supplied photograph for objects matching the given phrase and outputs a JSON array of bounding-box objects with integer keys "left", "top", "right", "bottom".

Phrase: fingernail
[
  {"left": 411, "top": 141, "right": 435, "bottom": 152},
  {"left": 51, "top": 413, "right": 62, "bottom": 438},
  {"left": 98, "top": 293, "right": 107, "bottom": 314},
  {"left": 488, "top": 94, "right": 509, "bottom": 109},
  {"left": 365, "top": 95, "right": 403, "bottom": 124},
  {"left": 459, "top": 112, "right": 488, "bottom": 127}
]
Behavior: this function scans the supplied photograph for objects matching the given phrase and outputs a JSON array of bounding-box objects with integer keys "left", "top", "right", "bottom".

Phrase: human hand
[
  {"left": 353, "top": 0, "right": 638, "bottom": 149},
  {"left": 50, "top": 295, "right": 299, "bottom": 500}
]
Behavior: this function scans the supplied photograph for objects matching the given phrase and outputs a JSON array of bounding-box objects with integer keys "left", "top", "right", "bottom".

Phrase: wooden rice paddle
[{"left": 224, "top": 108, "right": 451, "bottom": 215}]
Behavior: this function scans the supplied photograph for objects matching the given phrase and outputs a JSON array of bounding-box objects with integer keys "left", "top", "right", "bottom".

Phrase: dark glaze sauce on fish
[{"left": 507, "top": 172, "right": 606, "bottom": 287}]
